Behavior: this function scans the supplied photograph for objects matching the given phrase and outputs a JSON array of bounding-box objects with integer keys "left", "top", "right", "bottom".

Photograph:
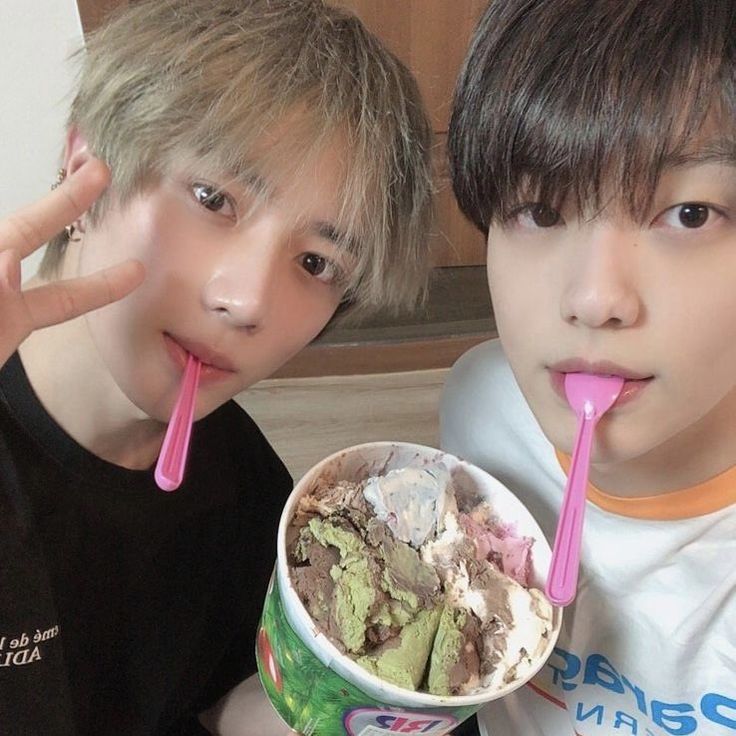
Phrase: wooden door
[{"left": 332, "top": 1, "right": 487, "bottom": 267}]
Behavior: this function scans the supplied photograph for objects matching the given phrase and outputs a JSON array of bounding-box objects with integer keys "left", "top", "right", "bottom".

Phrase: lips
[
  {"left": 163, "top": 332, "right": 237, "bottom": 381},
  {"left": 548, "top": 359, "right": 654, "bottom": 408}
]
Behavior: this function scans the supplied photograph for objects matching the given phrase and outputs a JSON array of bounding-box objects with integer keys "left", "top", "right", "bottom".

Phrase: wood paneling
[
  {"left": 430, "top": 136, "right": 486, "bottom": 266},
  {"left": 76, "top": 0, "right": 128, "bottom": 33},
  {"left": 332, "top": 2, "right": 488, "bottom": 267},
  {"left": 271, "top": 332, "right": 492, "bottom": 378},
  {"left": 332, "top": 1, "right": 487, "bottom": 132},
  {"left": 237, "top": 368, "right": 449, "bottom": 481}
]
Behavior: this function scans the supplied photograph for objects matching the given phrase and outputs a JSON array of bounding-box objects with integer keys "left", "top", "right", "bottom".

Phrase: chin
[
  {"left": 119, "top": 383, "right": 180, "bottom": 425},
  {"left": 588, "top": 429, "right": 667, "bottom": 470},
  {"left": 534, "top": 406, "right": 577, "bottom": 453}
]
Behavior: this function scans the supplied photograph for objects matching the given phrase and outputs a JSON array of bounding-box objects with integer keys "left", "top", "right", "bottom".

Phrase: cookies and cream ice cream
[{"left": 288, "top": 464, "right": 554, "bottom": 696}]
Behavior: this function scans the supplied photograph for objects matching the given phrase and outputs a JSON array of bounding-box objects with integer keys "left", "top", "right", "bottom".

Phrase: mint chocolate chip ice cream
[{"left": 288, "top": 464, "right": 554, "bottom": 696}]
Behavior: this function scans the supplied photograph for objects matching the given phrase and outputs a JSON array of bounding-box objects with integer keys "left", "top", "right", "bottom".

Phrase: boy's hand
[{"left": 0, "top": 158, "right": 144, "bottom": 368}]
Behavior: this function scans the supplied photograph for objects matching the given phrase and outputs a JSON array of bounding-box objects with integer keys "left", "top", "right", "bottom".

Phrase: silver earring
[
  {"left": 64, "top": 223, "right": 81, "bottom": 242},
  {"left": 51, "top": 167, "right": 67, "bottom": 190},
  {"left": 53, "top": 168, "right": 82, "bottom": 242}
]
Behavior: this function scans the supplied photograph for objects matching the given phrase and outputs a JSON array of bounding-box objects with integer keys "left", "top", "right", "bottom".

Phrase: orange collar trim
[{"left": 555, "top": 450, "right": 736, "bottom": 520}]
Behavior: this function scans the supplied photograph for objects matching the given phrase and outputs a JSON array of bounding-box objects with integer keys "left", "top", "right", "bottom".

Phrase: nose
[
  {"left": 560, "top": 225, "right": 642, "bottom": 329},
  {"left": 201, "top": 221, "right": 284, "bottom": 331}
]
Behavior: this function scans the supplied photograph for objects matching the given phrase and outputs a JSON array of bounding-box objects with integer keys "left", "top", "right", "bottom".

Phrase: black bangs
[{"left": 449, "top": 0, "right": 736, "bottom": 233}]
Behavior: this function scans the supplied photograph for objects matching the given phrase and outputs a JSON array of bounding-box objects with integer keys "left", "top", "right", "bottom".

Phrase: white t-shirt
[{"left": 440, "top": 339, "right": 736, "bottom": 736}]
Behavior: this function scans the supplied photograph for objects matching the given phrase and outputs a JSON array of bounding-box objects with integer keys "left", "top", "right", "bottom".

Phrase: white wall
[{"left": 0, "top": 0, "right": 85, "bottom": 278}]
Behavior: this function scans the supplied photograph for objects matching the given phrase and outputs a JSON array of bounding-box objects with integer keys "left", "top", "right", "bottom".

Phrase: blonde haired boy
[{"left": 0, "top": 1, "right": 433, "bottom": 733}]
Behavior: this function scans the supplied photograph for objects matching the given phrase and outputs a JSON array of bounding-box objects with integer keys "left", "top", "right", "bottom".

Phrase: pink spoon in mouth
[
  {"left": 546, "top": 372, "right": 624, "bottom": 606},
  {"left": 154, "top": 353, "right": 201, "bottom": 491}
]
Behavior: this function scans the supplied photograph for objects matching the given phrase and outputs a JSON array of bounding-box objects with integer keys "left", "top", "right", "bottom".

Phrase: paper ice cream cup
[{"left": 257, "top": 442, "right": 562, "bottom": 736}]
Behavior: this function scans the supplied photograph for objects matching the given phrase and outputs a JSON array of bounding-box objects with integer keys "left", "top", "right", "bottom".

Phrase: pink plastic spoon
[
  {"left": 546, "top": 372, "right": 624, "bottom": 606},
  {"left": 154, "top": 354, "right": 201, "bottom": 492}
]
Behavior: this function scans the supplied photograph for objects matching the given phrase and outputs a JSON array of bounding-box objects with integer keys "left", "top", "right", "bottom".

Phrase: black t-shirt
[{"left": 0, "top": 353, "right": 292, "bottom": 735}]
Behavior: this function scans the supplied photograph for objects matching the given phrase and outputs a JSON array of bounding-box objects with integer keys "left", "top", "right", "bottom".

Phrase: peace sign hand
[{"left": 0, "top": 158, "right": 144, "bottom": 368}]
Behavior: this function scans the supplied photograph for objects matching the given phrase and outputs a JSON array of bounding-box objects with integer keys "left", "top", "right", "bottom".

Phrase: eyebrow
[
  {"left": 315, "top": 220, "right": 354, "bottom": 249},
  {"left": 238, "top": 170, "right": 271, "bottom": 197},
  {"left": 665, "top": 139, "right": 736, "bottom": 168}
]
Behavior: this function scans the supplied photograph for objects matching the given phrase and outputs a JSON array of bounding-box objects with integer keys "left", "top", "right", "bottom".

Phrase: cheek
[
  {"left": 487, "top": 252, "right": 555, "bottom": 354},
  {"left": 257, "top": 281, "right": 339, "bottom": 359},
  {"left": 664, "top": 309, "right": 736, "bottom": 417},
  {"left": 93, "top": 196, "right": 199, "bottom": 274},
  {"left": 488, "top": 256, "right": 525, "bottom": 359},
  {"left": 649, "top": 256, "right": 736, "bottom": 382},
  {"left": 295, "top": 295, "right": 340, "bottom": 341},
  {"left": 123, "top": 220, "right": 211, "bottom": 315}
]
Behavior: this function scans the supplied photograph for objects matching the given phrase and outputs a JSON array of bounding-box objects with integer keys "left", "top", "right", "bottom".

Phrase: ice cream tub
[{"left": 257, "top": 442, "right": 562, "bottom": 735}]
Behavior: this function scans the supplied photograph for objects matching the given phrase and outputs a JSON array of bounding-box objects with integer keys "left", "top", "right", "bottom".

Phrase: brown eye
[
  {"left": 678, "top": 204, "right": 709, "bottom": 228},
  {"left": 193, "top": 183, "right": 228, "bottom": 212},
  {"left": 301, "top": 253, "right": 327, "bottom": 276},
  {"left": 529, "top": 204, "right": 561, "bottom": 227},
  {"left": 300, "top": 252, "right": 343, "bottom": 285}
]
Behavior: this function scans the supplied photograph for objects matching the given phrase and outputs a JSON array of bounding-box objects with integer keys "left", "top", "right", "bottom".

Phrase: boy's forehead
[{"left": 171, "top": 119, "right": 351, "bottom": 193}]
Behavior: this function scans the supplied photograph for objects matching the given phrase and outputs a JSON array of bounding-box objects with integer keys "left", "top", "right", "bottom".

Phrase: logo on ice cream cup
[{"left": 344, "top": 708, "right": 458, "bottom": 735}]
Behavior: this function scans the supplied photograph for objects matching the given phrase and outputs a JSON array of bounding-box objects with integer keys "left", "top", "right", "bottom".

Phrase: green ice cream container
[{"left": 257, "top": 442, "right": 562, "bottom": 736}]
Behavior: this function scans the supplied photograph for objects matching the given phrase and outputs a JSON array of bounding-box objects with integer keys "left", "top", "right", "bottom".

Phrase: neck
[{"left": 18, "top": 301, "right": 165, "bottom": 471}]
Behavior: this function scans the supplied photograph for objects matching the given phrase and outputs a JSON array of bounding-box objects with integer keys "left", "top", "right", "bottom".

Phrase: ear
[
  {"left": 63, "top": 126, "right": 94, "bottom": 176},
  {"left": 62, "top": 128, "right": 100, "bottom": 236}
]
